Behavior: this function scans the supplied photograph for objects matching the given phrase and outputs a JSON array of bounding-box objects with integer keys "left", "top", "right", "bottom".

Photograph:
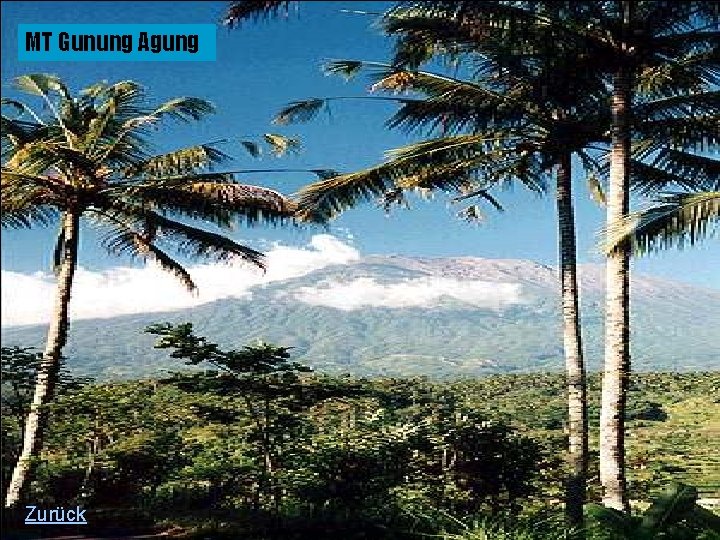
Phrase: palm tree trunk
[
  {"left": 555, "top": 153, "right": 588, "bottom": 528},
  {"left": 4, "top": 211, "right": 79, "bottom": 508},
  {"left": 600, "top": 66, "right": 632, "bottom": 513}
]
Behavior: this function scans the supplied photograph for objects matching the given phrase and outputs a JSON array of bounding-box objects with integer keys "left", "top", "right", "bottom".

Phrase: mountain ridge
[{"left": 3, "top": 255, "right": 718, "bottom": 379}]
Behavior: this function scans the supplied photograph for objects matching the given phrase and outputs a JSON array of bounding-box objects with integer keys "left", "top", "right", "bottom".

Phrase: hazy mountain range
[{"left": 3, "top": 255, "right": 719, "bottom": 379}]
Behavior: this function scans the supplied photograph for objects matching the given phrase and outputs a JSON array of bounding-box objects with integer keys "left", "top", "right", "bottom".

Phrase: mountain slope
[{"left": 3, "top": 256, "right": 719, "bottom": 379}]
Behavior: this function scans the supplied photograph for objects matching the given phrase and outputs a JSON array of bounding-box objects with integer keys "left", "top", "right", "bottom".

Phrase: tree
[
  {"left": 316, "top": 0, "right": 718, "bottom": 514},
  {"left": 298, "top": 50, "right": 604, "bottom": 525},
  {"left": 277, "top": 58, "right": 593, "bottom": 524},
  {"left": 1, "top": 74, "right": 304, "bottom": 507},
  {"left": 1, "top": 347, "right": 88, "bottom": 494},
  {"left": 223, "top": 4, "right": 601, "bottom": 524},
  {"left": 557, "top": 1, "right": 719, "bottom": 511},
  {"left": 291, "top": 1, "right": 718, "bottom": 513},
  {"left": 145, "top": 322, "right": 313, "bottom": 511}
]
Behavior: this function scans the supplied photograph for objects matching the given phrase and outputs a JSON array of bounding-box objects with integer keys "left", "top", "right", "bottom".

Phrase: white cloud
[
  {"left": 1, "top": 234, "right": 359, "bottom": 327},
  {"left": 290, "top": 276, "right": 524, "bottom": 310}
]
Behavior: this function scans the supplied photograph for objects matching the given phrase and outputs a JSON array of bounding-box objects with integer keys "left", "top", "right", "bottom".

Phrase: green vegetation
[{"left": 2, "top": 339, "right": 718, "bottom": 538}]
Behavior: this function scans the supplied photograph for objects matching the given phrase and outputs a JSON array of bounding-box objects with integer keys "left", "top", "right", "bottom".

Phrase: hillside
[{"left": 3, "top": 256, "right": 719, "bottom": 379}]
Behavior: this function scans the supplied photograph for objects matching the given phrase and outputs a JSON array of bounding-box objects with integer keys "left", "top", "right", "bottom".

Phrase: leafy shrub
[
  {"left": 437, "top": 512, "right": 575, "bottom": 540},
  {"left": 586, "top": 483, "right": 720, "bottom": 540}
]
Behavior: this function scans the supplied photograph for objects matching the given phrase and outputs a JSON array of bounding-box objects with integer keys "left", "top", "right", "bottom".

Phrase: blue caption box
[{"left": 18, "top": 24, "right": 216, "bottom": 62}]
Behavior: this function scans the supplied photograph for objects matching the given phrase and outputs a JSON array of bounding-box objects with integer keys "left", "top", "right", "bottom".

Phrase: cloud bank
[
  {"left": 2, "top": 233, "right": 525, "bottom": 326},
  {"left": 1, "top": 235, "right": 359, "bottom": 327},
  {"left": 290, "top": 277, "right": 523, "bottom": 311}
]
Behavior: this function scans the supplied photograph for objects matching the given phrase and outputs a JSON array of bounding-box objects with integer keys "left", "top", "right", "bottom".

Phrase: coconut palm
[
  {"left": 228, "top": 0, "right": 719, "bottom": 509},
  {"left": 0, "top": 74, "right": 312, "bottom": 507},
  {"left": 556, "top": 2, "right": 718, "bottom": 511},
  {"left": 285, "top": 62, "right": 716, "bottom": 526},
  {"left": 374, "top": 0, "right": 719, "bottom": 511},
  {"left": 280, "top": 60, "right": 598, "bottom": 527},
  {"left": 222, "top": 11, "right": 599, "bottom": 524}
]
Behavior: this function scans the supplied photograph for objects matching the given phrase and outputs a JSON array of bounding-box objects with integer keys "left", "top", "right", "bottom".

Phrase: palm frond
[
  {"left": 13, "top": 74, "right": 70, "bottom": 99},
  {"left": 263, "top": 133, "right": 301, "bottom": 156},
  {"left": 274, "top": 99, "right": 329, "bottom": 125},
  {"left": 240, "top": 140, "right": 261, "bottom": 158},
  {"left": 95, "top": 219, "right": 197, "bottom": 291},
  {"left": 138, "top": 240, "right": 198, "bottom": 291},
  {"left": 451, "top": 188, "right": 504, "bottom": 212},
  {"left": 224, "top": 1, "right": 295, "bottom": 27},
  {"left": 628, "top": 160, "right": 714, "bottom": 194},
  {"left": 146, "top": 211, "right": 267, "bottom": 269},
  {"left": 296, "top": 165, "right": 408, "bottom": 222},
  {"left": 387, "top": 96, "right": 528, "bottom": 136},
  {"left": 93, "top": 206, "right": 267, "bottom": 271},
  {"left": 296, "top": 133, "right": 542, "bottom": 222},
  {"left": 323, "top": 60, "right": 365, "bottom": 80},
  {"left": 320, "top": 60, "right": 540, "bottom": 136},
  {"left": 384, "top": 132, "right": 525, "bottom": 165},
  {"left": 382, "top": 2, "right": 601, "bottom": 70},
  {"left": 634, "top": 90, "right": 720, "bottom": 121},
  {"left": 151, "top": 97, "right": 215, "bottom": 122},
  {"left": 80, "top": 82, "right": 155, "bottom": 159},
  {"left": 183, "top": 180, "right": 297, "bottom": 224},
  {"left": 604, "top": 191, "right": 720, "bottom": 254},
  {"left": 115, "top": 176, "right": 296, "bottom": 227},
  {"left": 1, "top": 171, "right": 66, "bottom": 227},
  {"left": 6, "top": 142, "right": 98, "bottom": 177},
  {"left": 273, "top": 96, "right": 416, "bottom": 125},
  {"left": 124, "top": 143, "right": 231, "bottom": 177},
  {"left": 650, "top": 149, "right": 720, "bottom": 187},
  {"left": 1, "top": 170, "right": 68, "bottom": 195},
  {"left": 1, "top": 203, "right": 58, "bottom": 229},
  {"left": 1, "top": 98, "right": 45, "bottom": 124}
]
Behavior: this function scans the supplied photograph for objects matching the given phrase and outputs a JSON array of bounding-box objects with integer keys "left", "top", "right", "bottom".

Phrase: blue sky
[{"left": 1, "top": 0, "right": 718, "bottom": 289}]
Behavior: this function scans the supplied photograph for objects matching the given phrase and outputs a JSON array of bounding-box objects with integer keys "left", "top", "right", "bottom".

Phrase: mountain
[{"left": 2, "top": 256, "right": 719, "bottom": 379}]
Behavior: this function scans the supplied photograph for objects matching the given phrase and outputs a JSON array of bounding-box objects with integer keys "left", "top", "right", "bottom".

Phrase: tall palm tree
[
  {"left": 1, "top": 74, "right": 309, "bottom": 507},
  {"left": 559, "top": 1, "right": 718, "bottom": 511},
  {"left": 224, "top": 5, "right": 593, "bottom": 523},
  {"left": 284, "top": 40, "right": 713, "bottom": 525},
  {"left": 227, "top": 0, "right": 720, "bottom": 509},
  {"left": 287, "top": 63, "right": 715, "bottom": 524},
  {"left": 278, "top": 62, "right": 596, "bottom": 526},
  {"left": 375, "top": 0, "right": 719, "bottom": 511}
]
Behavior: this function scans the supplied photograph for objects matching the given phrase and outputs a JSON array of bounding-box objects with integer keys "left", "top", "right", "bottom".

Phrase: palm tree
[
  {"left": 282, "top": 52, "right": 714, "bottom": 530},
  {"left": 227, "top": 0, "right": 719, "bottom": 512},
  {"left": 224, "top": 4, "right": 594, "bottom": 523},
  {"left": 0, "top": 74, "right": 309, "bottom": 507},
  {"left": 279, "top": 61, "right": 597, "bottom": 525},
  {"left": 286, "top": 65, "right": 705, "bottom": 524},
  {"left": 561, "top": 1, "right": 718, "bottom": 511},
  {"left": 376, "top": 0, "right": 719, "bottom": 511}
]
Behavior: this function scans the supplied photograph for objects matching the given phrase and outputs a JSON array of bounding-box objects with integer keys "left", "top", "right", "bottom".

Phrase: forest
[{"left": 2, "top": 336, "right": 719, "bottom": 538}]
